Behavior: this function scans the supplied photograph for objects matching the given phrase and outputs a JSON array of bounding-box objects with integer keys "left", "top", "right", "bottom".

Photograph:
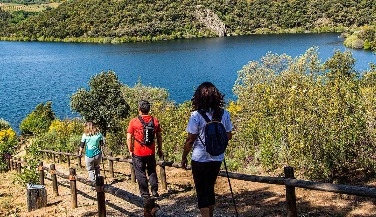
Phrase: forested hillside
[
  {"left": 1, "top": 0, "right": 376, "bottom": 43},
  {"left": 0, "top": 0, "right": 63, "bottom": 3}
]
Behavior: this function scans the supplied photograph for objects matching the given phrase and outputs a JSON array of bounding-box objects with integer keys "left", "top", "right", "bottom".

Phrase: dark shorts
[{"left": 191, "top": 160, "right": 222, "bottom": 208}]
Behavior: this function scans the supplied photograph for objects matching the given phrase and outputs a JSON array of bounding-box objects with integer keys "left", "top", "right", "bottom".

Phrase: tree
[
  {"left": 19, "top": 101, "right": 55, "bottom": 135},
  {"left": 70, "top": 70, "right": 130, "bottom": 136}
]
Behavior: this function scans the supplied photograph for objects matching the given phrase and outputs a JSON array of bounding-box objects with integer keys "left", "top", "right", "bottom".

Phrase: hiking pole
[{"left": 223, "top": 157, "right": 239, "bottom": 217}]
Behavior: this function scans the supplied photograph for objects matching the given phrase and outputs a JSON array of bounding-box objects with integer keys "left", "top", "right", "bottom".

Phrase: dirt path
[{"left": 1, "top": 159, "right": 376, "bottom": 217}]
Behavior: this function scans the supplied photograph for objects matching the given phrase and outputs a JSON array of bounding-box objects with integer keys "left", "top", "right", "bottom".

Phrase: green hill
[{"left": 1, "top": 0, "right": 376, "bottom": 43}]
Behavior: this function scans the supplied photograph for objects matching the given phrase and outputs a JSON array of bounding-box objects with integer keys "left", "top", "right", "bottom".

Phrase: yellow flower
[{"left": 0, "top": 128, "right": 16, "bottom": 143}]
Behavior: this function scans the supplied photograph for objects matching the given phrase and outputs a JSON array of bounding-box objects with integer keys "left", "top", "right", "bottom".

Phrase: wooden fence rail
[
  {"left": 4, "top": 151, "right": 376, "bottom": 217},
  {"left": 5, "top": 157, "right": 169, "bottom": 217}
]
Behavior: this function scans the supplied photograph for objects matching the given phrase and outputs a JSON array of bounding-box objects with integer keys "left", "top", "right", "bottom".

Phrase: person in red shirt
[{"left": 127, "top": 100, "right": 163, "bottom": 198}]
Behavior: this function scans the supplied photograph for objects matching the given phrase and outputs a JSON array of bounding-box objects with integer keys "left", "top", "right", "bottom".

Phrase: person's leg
[
  {"left": 192, "top": 160, "right": 211, "bottom": 215},
  {"left": 85, "top": 156, "right": 96, "bottom": 182},
  {"left": 207, "top": 161, "right": 222, "bottom": 217},
  {"left": 93, "top": 153, "right": 102, "bottom": 180},
  {"left": 132, "top": 155, "right": 150, "bottom": 197},
  {"left": 146, "top": 155, "right": 158, "bottom": 196}
]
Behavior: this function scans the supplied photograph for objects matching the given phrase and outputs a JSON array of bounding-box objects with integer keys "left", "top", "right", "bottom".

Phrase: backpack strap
[
  {"left": 138, "top": 115, "right": 146, "bottom": 126},
  {"left": 198, "top": 109, "right": 224, "bottom": 122},
  {"left": 198, "top": 110, "right": 211, "bottom": 123},
  {"left": 138, "top": 115, "right": 154, "bottom": 126}
]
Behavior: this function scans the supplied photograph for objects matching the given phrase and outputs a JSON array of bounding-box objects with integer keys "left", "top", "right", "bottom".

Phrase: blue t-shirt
[
  {"left": 186, "top": 109, "right": 233, "bottom": 162},
  {"left": 81, "top": 133, "right": 103, "bottom": 158}
]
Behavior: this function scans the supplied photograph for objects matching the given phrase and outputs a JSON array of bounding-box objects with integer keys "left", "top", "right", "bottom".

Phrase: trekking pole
[{"left": 223, "top": 157, "right": 238, "bottom": 217}]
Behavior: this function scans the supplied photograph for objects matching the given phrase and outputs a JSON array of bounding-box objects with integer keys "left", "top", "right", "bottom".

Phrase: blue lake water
[{"left": 0, "top": 33, "right": 375, "bottom": 130}]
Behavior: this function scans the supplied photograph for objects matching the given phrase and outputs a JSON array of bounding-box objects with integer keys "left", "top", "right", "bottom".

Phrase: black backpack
[
  {"left": 198, "top": 109, "right": 228, "bottom": 156},
  {"left": 136, "top": 116, "right": 155, "bottom": 146}
]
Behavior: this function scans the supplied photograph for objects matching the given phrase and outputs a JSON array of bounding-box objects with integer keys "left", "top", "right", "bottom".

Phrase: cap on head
[{"left": 138, "top": 100, "right": 151, "bottom": 114}]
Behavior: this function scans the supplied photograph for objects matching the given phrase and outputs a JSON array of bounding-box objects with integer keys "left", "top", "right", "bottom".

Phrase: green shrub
[
  {"left": 47, "top": 118, "right": 83, "bottom": 152},
  {"left": 233, "top": 47, "right": 376, "bottom": 182},
  {"left": 70, "top": 71, "right": 130, "bottom": 137},
  {"left": 154, "top": 101, "right": 191, "bottom": 162},
  {"left": 13, "top": 157, "right": 39, "bottom": 186},
  {"left": 19, "top": 101, "right": 55, "bottom": 135}
]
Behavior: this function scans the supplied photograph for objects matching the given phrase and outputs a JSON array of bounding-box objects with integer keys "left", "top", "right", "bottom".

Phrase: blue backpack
[{"left": 198, "top": 109, "right": 228, "bottom": 156}]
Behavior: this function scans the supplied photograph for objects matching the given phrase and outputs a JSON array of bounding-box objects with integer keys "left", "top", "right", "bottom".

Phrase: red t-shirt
[{"left": 127, "top": 115, "right": 161, "bottom": 156}]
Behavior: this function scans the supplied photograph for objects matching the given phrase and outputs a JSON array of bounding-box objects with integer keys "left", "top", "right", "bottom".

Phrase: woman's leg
[
  {"left": 192, "top": 160, "right": 221, "bottom": 216},
  {"left": 192, "top": 160, "right": 221, "bottom": 217},
  {"left": 207, "top": 161, "right": 221, "bottom": 205},
  {"left": 85, "top": 156, "right": 95, "bottom": 182},
  {"left": 93, "top": 153, "right": 102, "bottom": 178}
]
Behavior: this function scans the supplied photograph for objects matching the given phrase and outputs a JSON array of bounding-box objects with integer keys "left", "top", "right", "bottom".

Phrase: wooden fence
[
  {"left": 4, "top": 149, "right": 376, "bottom": 217},
  {"left": 6, "top": 157, "right": 169, "bottom": 217}
]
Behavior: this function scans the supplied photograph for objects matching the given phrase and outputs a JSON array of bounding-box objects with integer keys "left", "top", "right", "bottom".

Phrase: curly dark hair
[{"left": 191, "top": 82, "right": 224, "bottom": 117}]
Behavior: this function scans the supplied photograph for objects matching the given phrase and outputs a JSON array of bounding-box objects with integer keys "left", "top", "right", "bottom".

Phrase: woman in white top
[{"left": 181, "top": 82, "right": 233, "bottom": 217}]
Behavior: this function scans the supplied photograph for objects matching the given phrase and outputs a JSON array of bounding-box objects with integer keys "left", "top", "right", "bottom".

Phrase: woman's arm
[
  {"left": 181, "top": 133, "right": 197, "bottom": 169},
  {"left": 78, "top": 141, "right": 85, "bottom": 156}
]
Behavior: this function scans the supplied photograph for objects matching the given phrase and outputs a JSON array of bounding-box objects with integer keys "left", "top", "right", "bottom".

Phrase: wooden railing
[
  {"left": 4, "top": 150, "right": 376, "bottom": 217},
  {"left": 6, "top": 157, "right": 169, "bottom": 217}
]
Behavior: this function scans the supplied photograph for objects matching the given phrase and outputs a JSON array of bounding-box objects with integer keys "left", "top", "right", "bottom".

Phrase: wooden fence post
[
  {"left": 17, "top": 158, "right": 22, "bottom": 173},
  {"left": 9, "top": 158, "right": 13, "bottom": 170},
  {"left": 108, "top": 152, "right": 114, "bottom": 178},
  {"left": 67, "top": 155, "right": 71, "bottom": 167},
  {"left": 5, "top": 153, "right": 10, "bottom": 171},
  {"left": 59, "top": 149, "right": 63, "bottom": 163},
  {"left": 77, "top": 151, "right": 82, "bottom": 168},
  {"left": 96, "top": 176, "right": 106, "bottom": 217},
  {"left": 53, "top": 152, "right": 56, "bottom": 163},
  {"left": 12, "top": 158, "right": 17, "bottom": 170},
  {"left": 130, "top": 162, "right": 136, "bottom": 183},
  {"left": 108, "top": 159, "right": 114, "bottom": 178},
  {"left": 160, "top": 164, "right": 167, "bottom": 190},
  {"left": 284, "top": 166, "right": 297, "bottom": 217},
  {"left": 50, "top": 164, "right": 59, "bottom": 196},
  {"left": 39, "top": 161, "right": 45, "bottom": 185},
  {"left": 69, "top": 168, "right": 78, "bottom": 208}
]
